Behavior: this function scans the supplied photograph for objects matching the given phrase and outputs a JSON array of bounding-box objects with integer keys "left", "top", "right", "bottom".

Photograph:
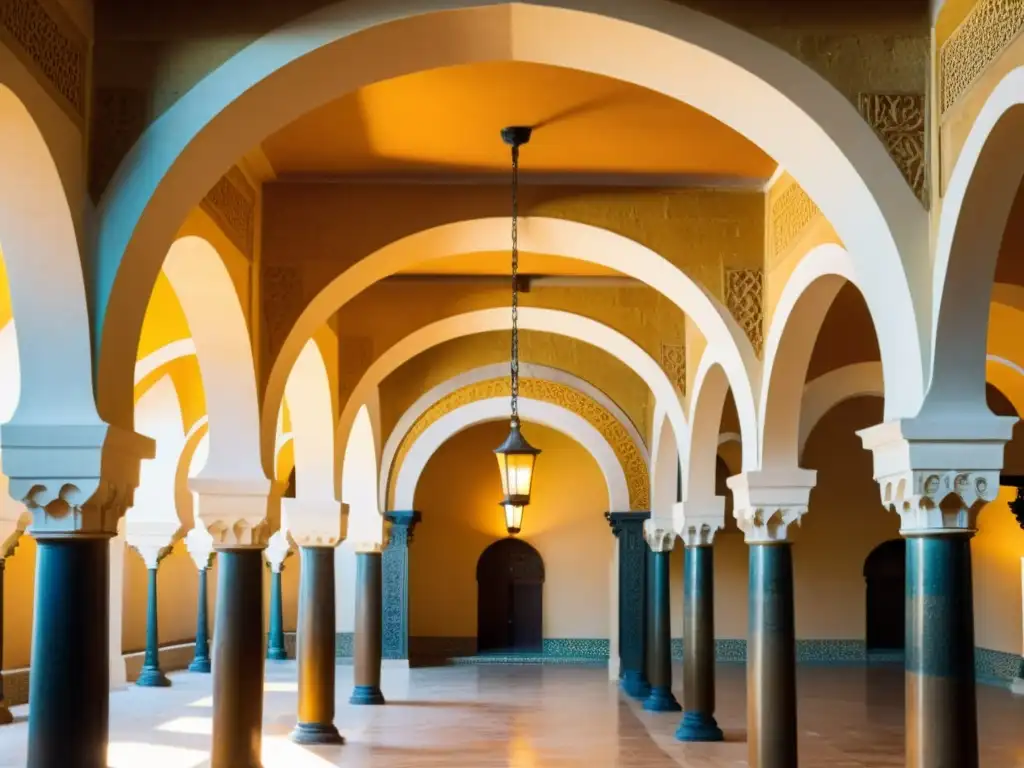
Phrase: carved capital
[
  {"left": 264, "top": 529, "right": 292, "bottom": 571},
  {"left": 727, "top": 469, "right": 816, "bottom": 544},
  {"left": 281, "top": 498, "right": 348, "bottom": 548},
  {"left": 643, "top": 519, "right": 676, "bottom": 552},
  {"left": 0, "top": 517, "right": 25, "bottom": 559},
  {"left": 185, "top": 525, "right": 216, "bottom": 571},
  {"left": 385, "top": 510, "right": 421, "bottom": 547},
  {"left": 2, "top": 421, "right": 154, "bottom": 538},
  {"left": 190, "top": 476, "right": 274, "bottom": 549},
  {"left": 126, "top": 519, "right": 181, "bottom": 569},
  {"left": 352, "top": 540, "right": 384, "bottom": 554},
  {"left": 859, "top": 416, "right": 1015, "bottom": 535},
  {"left": 675, "top": 497, "right": 725, "bottom": 547}
]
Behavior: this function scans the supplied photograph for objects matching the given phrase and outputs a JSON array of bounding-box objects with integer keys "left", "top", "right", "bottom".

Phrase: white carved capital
[
  {"left": 858, "top": 416, "right": 1015, "bottom": 534},
  {"left": 352, "top": 540, "right": 384, "bottom": 554},
  {"left": 728, "top": 469, "right": 816, "bottom": 544},
  {"left": 185, "top": 524, "right": 215, "bottom": 570},
  {"left": 264, "top": 529, "right": 292, "bottom": 571},
  {"left": 190, "top": 476, "right": 274, "bottom": 549},
  {"left": 126, "top": 519, "right": 180, "bottom": 569},
  {"left": 643, "top": 519, "right": 677, "bottom": 552},
  {"left": 2, "top": 421, "right": 154, "bottom": 538},
  {"left": 675, "top": 497, "right": 725, "bottom": 547},
  {"left": 281, "top": 498, "right": 349, "bottom": 548}
]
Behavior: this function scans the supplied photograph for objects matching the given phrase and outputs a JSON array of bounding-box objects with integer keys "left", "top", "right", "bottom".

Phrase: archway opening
[
  {"left": 863, "top": 539, "right": 906, "bottom": 656},
  {"left": 476, "top": 538, "right": 545, "bottom": 655}
]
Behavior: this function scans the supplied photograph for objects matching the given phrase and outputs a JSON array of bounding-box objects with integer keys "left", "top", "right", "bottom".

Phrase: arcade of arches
[{"left": 6, "top": 0, "right": 1024, "bottom": 766}]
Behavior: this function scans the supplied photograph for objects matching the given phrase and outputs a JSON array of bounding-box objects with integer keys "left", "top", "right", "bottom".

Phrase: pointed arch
[{"left": 283, "top": 339, "right": 335, "bottom": 500}]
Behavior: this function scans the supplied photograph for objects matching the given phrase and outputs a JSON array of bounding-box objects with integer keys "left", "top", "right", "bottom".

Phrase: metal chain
[{"left": 510, "top": 142, "right": 520, "bottom": 424}]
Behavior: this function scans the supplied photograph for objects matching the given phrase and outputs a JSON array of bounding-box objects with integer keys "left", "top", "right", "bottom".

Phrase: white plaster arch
[
  {"left": 181, "top": 421, "right": 215, "bottom": 570},
  {"left": 649, "top": 411, "right": 679, "bottom": 518},
  {"left": 95, "top": 0, "right": 921, "bottom": 438},
  {"left": 378, "top": 361, "right": 648, "bottom": 507},
  {"left": 260, "top": 217, "right": 753, "bottom": 475},
  {"left": 687, "top": 355, "right": 733, "bottom": 502},
  {"left": 798, "top": 362, "right": 884, "bottom": 457},
  {"left": 718, "top": 432, "right": 741, "bottom": 446},
  {"left": 394, "top": 397, "right": 628, "bottom": 512},
  {"left": 283, "top": 339, "right": 335, "bottom": 500},
  {"left": 335, "top": 307, "right": 688, "bottom": 502},
  {"left": 342, "top": 403, "right": 382, "bottom": 548},
  {"left": 162, "top": 236, "right": 265, "bottom": 487},
  {"left": 0, "top": 322, "right": 25, "bottom": 553},
  {"left": 0, "top": 85, "right": 96, "bottom": 429},
  {"left": 129, "top": 375, "right": 187, "bottom": 567},
  {"left": 929, "top": 66, "right": 1024, "bottom": 419},
  {"left": 134, "top": 338, "right": 197, "bottom": 385}
]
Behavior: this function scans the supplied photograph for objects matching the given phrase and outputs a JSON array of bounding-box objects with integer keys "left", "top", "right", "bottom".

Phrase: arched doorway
[
  {"left": 864, "top": 539, "right": 905, "bottom": 654},
  {"left": 476, "top": 539, "right": 544, "bottom": 654}
]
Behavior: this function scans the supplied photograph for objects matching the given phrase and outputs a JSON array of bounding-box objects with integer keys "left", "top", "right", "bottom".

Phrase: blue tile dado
[
  {"left": 542, "top": 638, "right": 609, "bottom": 659},
  {"left": 976, "top": 647, "right": 1022, "bottom": 687}
]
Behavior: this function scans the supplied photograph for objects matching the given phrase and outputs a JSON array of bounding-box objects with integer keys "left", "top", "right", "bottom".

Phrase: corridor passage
[{"left": 1, "top": 663, "right": 1022, "bottom": 767}]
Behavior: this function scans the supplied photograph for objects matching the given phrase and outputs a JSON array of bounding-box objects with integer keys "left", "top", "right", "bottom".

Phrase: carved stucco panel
[
  {"left": 200, "top": 166, "right": 256, "bottom": 258},
  {"left": 858, "top": 92, "right": 927, "bottom": 203},
  {"left": 725, "top": 269, "right": 764, "bottom": 356},
  {"left": 262, "top": 265, "right": 304, "bottom": 359},
  {"left": 770, "top": 183, "right": 821, "bottom": 259},
  {"left": 940, "top": 0, "right": 1024, "bottom": 115},
  {"left": 660, "top": 343, "right": 686, "bottom": 396}
]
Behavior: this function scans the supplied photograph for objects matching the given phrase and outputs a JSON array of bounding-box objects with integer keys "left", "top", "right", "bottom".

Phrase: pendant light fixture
[{"left": 494, "top": 126, "right": 541, "bottom": 536}]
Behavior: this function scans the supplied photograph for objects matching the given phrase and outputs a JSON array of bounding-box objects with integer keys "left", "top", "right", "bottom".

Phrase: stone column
[
  {"left": 382, "top": 510, "right": 420, "bottom": 662},
  {"left": 186, "top": 528, "right": 215, "bottom": 674},
  {"left": 860, "top": 418, "right": 1012, "bottom": 768},
  {"left": 729, "top": 470, "right": 815, "bottom": 768},
  {"left": 605, "top": 511, "right": 650, "bottom": 699},
  {"left": 677, "top": 522, "right": 723, "bottom": 742},
  {"left": 265, "top": 530, "right": 291, "bottom": 661},
  {"left": 136, "top": 548, "right": 171, "bottom": 687},
  {"left": 351, "top": 546, "right": 385, "bottom": 705},
  {"left": 292, "top": 545, "right": 343, "bottom": 744},
  {"left": 643, "top": 521, "right": 680, "bottom": 712}
]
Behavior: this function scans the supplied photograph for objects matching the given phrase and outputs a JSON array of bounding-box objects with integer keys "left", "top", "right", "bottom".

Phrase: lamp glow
[{"left": 502, "top": 502, "right": 525, "bottom": 536}]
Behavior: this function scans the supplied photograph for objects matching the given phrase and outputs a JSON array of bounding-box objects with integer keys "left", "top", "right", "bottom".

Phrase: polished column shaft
[
  {"left": 351, "top": 551, "right": 385, "bottom": 705},
  {"left": 189, "top": 566, "right": 211, "bottom": 673},
  {"left": 606, "top": 512, "right": 650, "bottom": 699},
  {"left": 0, "top": 559, "right": 11, "bottom": 725},
  {"left": 211, "top": 549, "right": 264, "bottom": 768},
  {"left": 644, "top": 549, "right": 680, "bottom": 711},
  {"left": 267, "top": 566, "right": 287, "bottom": 660},
  {"left": 748, "top": 543, "right": 797, "bottom": 768},
  {"left": 292, "top": 546, "right": 343, "bottom": 744},
  {"left": 905, "top": 534, "right": 978, "bottom": 768},
  {"left": 677, "top": 545, "right": 723, "bottom": 741},
  {"left": 28, "top": 537, "right": 109, "bottom": 768},
  {"left": 137, "top": 565, "right": 171, "bottom": 687}
]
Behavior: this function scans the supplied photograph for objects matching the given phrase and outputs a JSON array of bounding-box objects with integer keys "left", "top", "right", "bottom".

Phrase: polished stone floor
[{"left": 1, "top": 662, "right": 1024, "bottom": 766}]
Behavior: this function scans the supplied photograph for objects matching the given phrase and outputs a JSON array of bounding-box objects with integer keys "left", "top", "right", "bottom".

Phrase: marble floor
[{"left": 2, "top": 662, "right": 1024, "bottom": 766}]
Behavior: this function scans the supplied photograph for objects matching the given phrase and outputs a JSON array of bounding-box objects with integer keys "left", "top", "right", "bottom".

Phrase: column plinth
[
  {"left": 211, "top": 548, "right": 265, "bottom": 768},
  {"left": 642, "top": 522, "right": 680, "bottom": 712},
  {"left": 291, "top": 546, "right": 343, "bottom": 745},
  {"left": 351, "top": 548, "right": 385, "bottom": 705},
  {"left": 606, "top": 511, "right": 650, "bottom": 699}
]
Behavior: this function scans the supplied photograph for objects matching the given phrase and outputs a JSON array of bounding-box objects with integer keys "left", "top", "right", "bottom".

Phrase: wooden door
[{"left": 477, "top": 538, "right": 544, "bottom": 654}]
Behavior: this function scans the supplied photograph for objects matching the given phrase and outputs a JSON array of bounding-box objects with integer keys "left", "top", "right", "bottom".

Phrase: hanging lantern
[{"left": 494, "top": 125, "right": 541, "bottom": 532}]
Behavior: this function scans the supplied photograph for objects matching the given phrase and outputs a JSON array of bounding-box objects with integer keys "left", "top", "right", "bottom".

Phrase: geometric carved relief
[
  {"left": 262, "top": 265, "right": 304, "bottom": 358},
  {"left": 0, "top": 0, "right": 86, "bottom": 117},
  {"left": 660, "top": 344, "right": 686, "bottom": 396},
  {"left": 725, "top": 269, "right": 764, "bottom": 356},
  {"left": 389, "top": 377, "right": 649, "bottom": 510},
  {"left": 940, "top": 0, "right": 1024, "bottom": 115},
  {"left": 770, "top": 183, "right": 821, "bottom": 258},
  {"left": 200, "top": 166, "right": 256, "bottom": 258},
  {"left": 858, "top": 93, "right": 927, "bottom": 204}
]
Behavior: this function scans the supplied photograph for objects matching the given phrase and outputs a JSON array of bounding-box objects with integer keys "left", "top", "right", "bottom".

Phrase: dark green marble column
[
  {"left": 189, "top": 562, "right": 212, "bottom": 673},
  {"left": 292, "top": 546, "right": 343, "bottom": 744},
  {"left": 267, "top": 564, "right": 287, "bottom": 661},
  {"left": 905, "top": 534, "right": 977, "bottom": 768},
  {"left": 676, "top": 544, "right": 723, "bottom": 741},
  {"left": 383, "top": 511, "right": 420, "bottom": 661},
  {"left": 137, "top": 563, "right": 171, "bottom": 687},
  {"left": 0, "top": 558, "right": 12, "bottom": 725},
  {"left": 351, "top": 550, "right": 385, "bottom": 705},
  {"left": 211, "top": 549, "right": 264, "bottom": 768},
  {"left": 27, "top": 536, "right": 109, "bottom": 768},
  {"left": 606, "top": 511, "right": 650, "bottom": 699},
  {"left": 747, "top": 543, "right": 797, "bottom": 768},
  {"left": 644, "top": 540, "right": 680, "bottom": 712}
]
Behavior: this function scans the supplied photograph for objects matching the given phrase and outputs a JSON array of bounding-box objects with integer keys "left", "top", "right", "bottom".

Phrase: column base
[
  {"left": 349, "top": 685, "right": 385, "bottom": 705},
  {"left": 136, "top": 667, "right": 171, "bottom": 687},
  {"left": 675, "top": 711, "right": 724, "bottom": 742},
  {"left": 267, "top": 648, "right": 288, "bottom": 661},
  {"left": 0, "top": 700, "right": 12, "bottom": 725},
  {"left": 188, "top": 657, "right": 211, "bottom": 674},
  {"left": 643, "top": 685, "right": 681, "bottom": 712},
  {"left": 620, "top": 670, "right": 651, "bottom": 700},
  {"left": 290, "top": 722, "right": 344, "bottom": 745}
]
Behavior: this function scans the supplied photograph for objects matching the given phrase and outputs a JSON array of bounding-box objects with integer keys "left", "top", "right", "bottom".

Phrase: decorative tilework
[
  {"left": 940, "top": 0, "right": 1024, "bottom": 115},
  {"left": 976, "top": 647, "right": 1021, "bottom": 687},
  {"left": 334, "top": 632, "right": 354, "bottom": 658},
  {"left": 542, "top": 638, "right": 609, "bottom": 659},
  {"left": 857, "top": 93, "right": 927, "bottom": 203}
]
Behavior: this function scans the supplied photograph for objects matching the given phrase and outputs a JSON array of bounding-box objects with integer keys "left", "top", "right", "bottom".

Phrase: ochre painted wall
[
  {"left": 410, "top": 420, "right": 612, "bottom": 641},
  {"left": 4, "top": 536, "right": 36, "bottom": 670}
]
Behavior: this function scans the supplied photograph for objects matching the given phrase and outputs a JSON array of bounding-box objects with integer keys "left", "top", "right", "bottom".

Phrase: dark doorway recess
[
  {"left": 864, "top": 539, "right": 905, "bottom": 654},
  {"left": 476, "top": 538, "right": 544, "bottom": 654}
]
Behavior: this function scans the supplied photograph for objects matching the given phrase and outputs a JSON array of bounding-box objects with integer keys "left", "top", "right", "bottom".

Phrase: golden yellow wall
[
  {"left": 4, "top": 536, "right": 36, "bottom": 669},
  {"left": 410, "top": 421, "right": 612, "bottom": 640}
]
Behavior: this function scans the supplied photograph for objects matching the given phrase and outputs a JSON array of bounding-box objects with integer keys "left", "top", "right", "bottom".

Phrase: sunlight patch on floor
[
  {"left": 264, "top": 681, "right": 299, "bottom": 693},
  {"left": 262, "top": 736, "right": 339, "bottom": 766},
  {"left": 156, "top": 716, "right": 212, "bottom": 735},
  {"left": 107, "top": 742, "right": 208, "bottom": 768}
]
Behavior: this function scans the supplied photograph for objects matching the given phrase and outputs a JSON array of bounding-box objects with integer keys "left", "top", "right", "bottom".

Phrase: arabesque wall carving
[
  {"left": 389, "top": 377, "right": 649, "bottom": 510},
  {"left": 725, "top": 269, "right": 764, "bottom": 356},
  {"left": 200, "top": 166, "right": 256, "bottom": 257},
  {"left": 262, "top": 265, "right": 304, "bottom": 359},
  {"left": 660, "top": 344, "right": 686, "bottom": 396},
  {"left": 770, "top": 183, "right": 821, "bottom": 259},
  {"left": 940, "top": 0, "right": 1024, "bottom": 115},
  {"left": 0, "top": 0, "right": 86, "bottom": 118},
  {"left": 857, "top": 92, "right": 927, "bottom": 203}
]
